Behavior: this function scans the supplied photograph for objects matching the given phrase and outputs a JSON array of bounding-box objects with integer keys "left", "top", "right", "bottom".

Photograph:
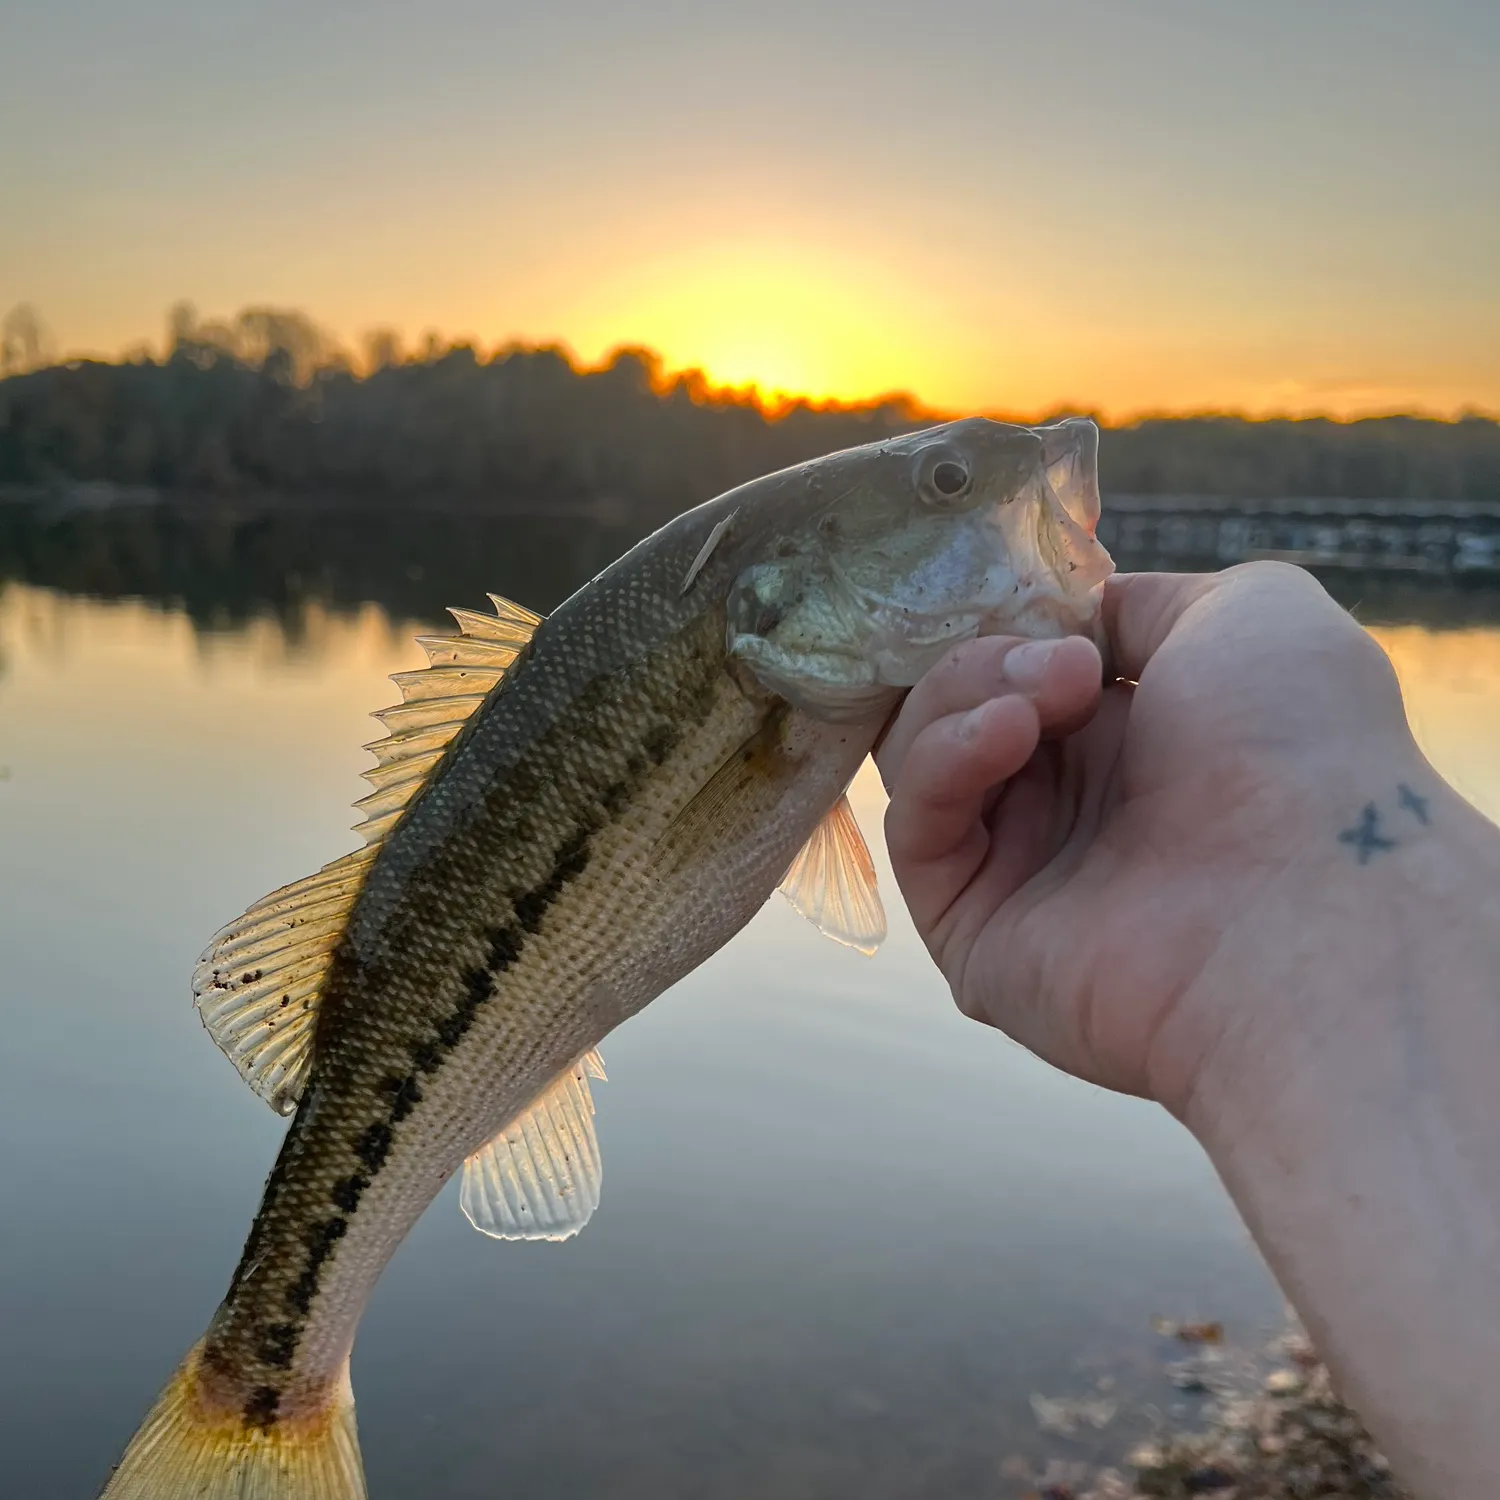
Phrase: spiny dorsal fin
[
  {"left": 779, "top": 793, "right": 887, "bottom": 955},
  {"left": 355, "top": 592, "right": 542, "bottom": 842},
  {"left": 194, "top": 593, "right": 542, "bottom": 1112},
  {"left": 459, "top": 1051, "right": 606, "bottom": 1241}
]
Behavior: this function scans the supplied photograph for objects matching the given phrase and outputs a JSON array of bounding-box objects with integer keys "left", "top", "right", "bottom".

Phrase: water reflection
[
  {"left": 0, "top": 497, "right": 635, "bottom": 629},
  {"left": 1366, "top": 626, "right": 1500, "bottom": 822},
  {"left": 5, "top": 495, "right": 1500, "bottom": 637},
  {"left": 1, "top": 532, "right": 1498, "bottom": 1496}
]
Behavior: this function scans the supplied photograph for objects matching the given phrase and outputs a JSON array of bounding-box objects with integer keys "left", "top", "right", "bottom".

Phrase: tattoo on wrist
[
  {"left": 1397, "top": 782, "right": 1431, "bottom": 825},
  {"left": 1338, "top": 783, "right": 1431, "bottom": 864}
]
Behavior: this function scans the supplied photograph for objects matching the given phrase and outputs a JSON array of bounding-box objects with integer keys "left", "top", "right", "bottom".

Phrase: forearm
[{"left": 1182, "top": 768, "right": 1500, "bottom": 1499}]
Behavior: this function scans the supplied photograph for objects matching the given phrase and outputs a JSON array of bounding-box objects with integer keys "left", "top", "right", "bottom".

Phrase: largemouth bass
[{"left": 100, "top": 416, "right": 1113, "bottom": 1499}]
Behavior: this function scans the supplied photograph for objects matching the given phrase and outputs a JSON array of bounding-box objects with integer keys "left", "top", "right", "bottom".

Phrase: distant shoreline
[
  {"left": 3, "top": 342, "right": 1497, "bottom": 526},
  {"left": 4, "top": 479, "right": 1497, "bottom": 536},
  {"left": 0, "top": 480, "right": 636, "bottom": 524},
  {"left": 2, "top": 484, "right": 1496, "bottom": 638}
]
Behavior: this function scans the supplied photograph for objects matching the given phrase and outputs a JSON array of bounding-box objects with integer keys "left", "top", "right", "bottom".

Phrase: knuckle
[{"left": 952, "top": 987, "right": 988, "bottom": 1025}]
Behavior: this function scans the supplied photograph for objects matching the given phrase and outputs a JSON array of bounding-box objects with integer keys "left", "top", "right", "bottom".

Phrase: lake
[{"left": 1, "top": 503, "right": 1497, "bottom": 1498}]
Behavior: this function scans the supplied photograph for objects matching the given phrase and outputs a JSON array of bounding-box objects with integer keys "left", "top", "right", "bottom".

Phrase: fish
[{"left": 98, "top": 415, "right": 1114, "bottom": 1499}]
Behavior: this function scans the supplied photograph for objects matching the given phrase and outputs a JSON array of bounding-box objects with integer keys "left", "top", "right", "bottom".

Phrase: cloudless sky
[{"left": 2, "top": 0, "right": 1497, "bottom": 415}]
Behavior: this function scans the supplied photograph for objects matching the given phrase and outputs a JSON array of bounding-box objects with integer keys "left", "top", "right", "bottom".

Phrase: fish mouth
[
  {"left": 831, "top": 542, "right": 1107, "bottom": 690},
  {"left": 974, "top": 576, "right": 1108, "bottom": 643}
]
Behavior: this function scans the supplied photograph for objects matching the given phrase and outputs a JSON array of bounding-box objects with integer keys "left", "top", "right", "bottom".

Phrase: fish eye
[
  {"left": 932, "top": 461, "right": 968, "bottom": 495},
  {"left": 914, "top": 447, "right": 973, "bottom": 506}
]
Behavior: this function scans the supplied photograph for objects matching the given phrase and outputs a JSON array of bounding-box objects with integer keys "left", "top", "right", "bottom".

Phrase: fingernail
[
  {"left": 957, "top": 702, "right": 996, "bottom": 742},
  {"left": 1002, "top": 638, "right": 1061, "bottom": 691}
]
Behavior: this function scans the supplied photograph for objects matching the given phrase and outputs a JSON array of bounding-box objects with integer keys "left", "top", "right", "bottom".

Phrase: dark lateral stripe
[
  {"left": 284, "top": 1216, "right": 348, "bottom": 1318},
  {"left": 249, "top": 816, "right": 607, "bottom": 1394},
  {"left": 514, "top": 829, "right": 591, "bottom": 933},
  {"left": 230, "top": 672, "right": 719, "bottom": 1403},
  {"left": 243, "top": 1385, "right": 280, "bottom": 1429},
  {"left": 353, "top": 1122, "right": 392, "bottom": 1173},
  {"left": 258, "top": 1322, "right": 297, "bottom": 1368},
  {"left": 331, "top": 1174, "right": 368, "bottom": 1212}
]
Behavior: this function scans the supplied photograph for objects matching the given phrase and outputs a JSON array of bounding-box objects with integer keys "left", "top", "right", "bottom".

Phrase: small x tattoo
[
  {"left": 1338, "top": 803, "right": 1398, "bottom": 865},
  {"left": 1397, "top": 783, "right": 1431, "bottom": 825}
]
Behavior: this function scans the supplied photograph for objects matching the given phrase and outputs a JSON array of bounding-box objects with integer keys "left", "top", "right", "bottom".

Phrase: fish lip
[
  {"left": 976, "top": 576, "right": 1107, "bottom": 632},
  {"left": 726, "top": 625, "right": 864, "bottom": 669},
  {"left": 1037, "top": 416, "right": 1103, "bottom": 534}
]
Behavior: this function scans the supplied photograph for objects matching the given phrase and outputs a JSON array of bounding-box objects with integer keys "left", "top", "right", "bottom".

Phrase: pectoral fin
[
  {"left": 779, "top": 793, "right": 886, "bottom": 954},
  {"left": 460, "top": 1053, "right": 605, "bottom": 1242}
]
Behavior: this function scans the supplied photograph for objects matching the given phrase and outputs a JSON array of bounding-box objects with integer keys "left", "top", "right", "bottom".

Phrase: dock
[{"left": 1097, "top": 495, "right": 1500, "bottom": 576}]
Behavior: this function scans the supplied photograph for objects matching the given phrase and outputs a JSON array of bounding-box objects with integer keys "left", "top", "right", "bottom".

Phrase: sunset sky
[{"left": 2, "top": 0, "right": 1496, "bottom": 418}]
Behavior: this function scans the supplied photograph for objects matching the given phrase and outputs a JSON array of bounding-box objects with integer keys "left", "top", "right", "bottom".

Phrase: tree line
[{"left": 1, "top": 303, "right": 1496, "bottom": 521}]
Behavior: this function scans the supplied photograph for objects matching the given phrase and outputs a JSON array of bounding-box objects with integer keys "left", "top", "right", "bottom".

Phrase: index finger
[{"left": 876, "top": 633, "right": 1103, "bottom": 793}]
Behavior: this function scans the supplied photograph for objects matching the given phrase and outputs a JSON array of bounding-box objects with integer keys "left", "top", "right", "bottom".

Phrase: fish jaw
[
  {"left": 727, "top": 630, "right": 896, "bottom": 723},
  {"left": 968, "top": 462, "right": 1114, "bottom": 650},
  {"left": 725, "top": 559, "right": 902, "bottom": 722},
  {"left": 725, "top": 424, "right": 1114, "bottom": 713},
  {"left": 1037, "top": 416, "right": 1104, "bottom": 535}
]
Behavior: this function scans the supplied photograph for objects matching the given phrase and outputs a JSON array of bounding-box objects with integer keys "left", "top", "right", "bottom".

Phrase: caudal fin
[{"left": 99, "top": 1343, "right": 365, "bottom": 1500}]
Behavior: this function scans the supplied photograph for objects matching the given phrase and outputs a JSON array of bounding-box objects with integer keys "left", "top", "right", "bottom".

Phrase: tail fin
[{"left": 99, "top": 1343, "right": 365, "bottom": 1500}]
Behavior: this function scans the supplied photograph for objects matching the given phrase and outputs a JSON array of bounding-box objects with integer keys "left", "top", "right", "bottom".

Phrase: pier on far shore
[{"left": 1098, "top": 495, "right": 1500, "bottom": 577}]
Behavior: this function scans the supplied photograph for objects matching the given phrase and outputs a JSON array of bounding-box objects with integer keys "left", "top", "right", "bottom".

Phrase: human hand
[{"left": 875, "top": 562, "right": 1421, "bottom": 1114}]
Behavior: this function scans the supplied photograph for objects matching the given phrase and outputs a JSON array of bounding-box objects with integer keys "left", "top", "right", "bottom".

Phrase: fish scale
[
  {"left": 205, "top": 596, "right": 824, "bottom": 1416},
  {"left": 99, "top": 416, "right": 1113, "bottom": 1499}
]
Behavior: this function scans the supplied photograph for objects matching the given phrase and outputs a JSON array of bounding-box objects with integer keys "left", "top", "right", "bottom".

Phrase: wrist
[
  {"left": 1156, "top": 772, "right": 1500, "bottom": 1498},
  {"left": 1152, "top": 752, "right": 1500, "bottom": 1138}
]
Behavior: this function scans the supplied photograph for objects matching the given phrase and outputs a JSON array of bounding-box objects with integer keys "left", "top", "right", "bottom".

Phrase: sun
[
  {"left": 681, "top": 311, "right": 825, "bottom": 401},
  {"left": 567, "top": 247, "right": 939, "bottom": 406}
]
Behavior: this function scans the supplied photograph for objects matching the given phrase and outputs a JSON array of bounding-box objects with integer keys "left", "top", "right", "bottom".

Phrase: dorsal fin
[
  {"left": 354, "top": 592, "right": 542, "bottom": 842},
  {"left": 193, "top": 593, "right": 542, "bottom": 1112},
  {"left": 192, "top": 846, "right": 379, "bottom": 1114}
]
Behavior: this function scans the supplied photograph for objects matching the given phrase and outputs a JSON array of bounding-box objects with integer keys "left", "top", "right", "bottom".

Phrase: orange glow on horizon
[
  {"left": 10, "top": 10, "right": 1496, "bottom": 430},
  {"left": 37, "top": 241, "right": 1500, "bottom": 428},
  {"left": 47, "top": 309, "right": 1498, "bottom": 430},
  {"left": 537, "top": 340, "right": 1499, "bottom": 429},
  {"left": 551, "top": 244, "right": 965, "bottom": 412}
]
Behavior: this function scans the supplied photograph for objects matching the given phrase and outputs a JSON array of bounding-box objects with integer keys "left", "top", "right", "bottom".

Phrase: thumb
[{"left": 1101, "top": 571, "right": 1218, "bottom": 682}]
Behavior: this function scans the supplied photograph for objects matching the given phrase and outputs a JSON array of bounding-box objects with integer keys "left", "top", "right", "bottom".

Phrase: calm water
[{"left": 1, "top": 511, "right": 1498, "bottom": 1498}]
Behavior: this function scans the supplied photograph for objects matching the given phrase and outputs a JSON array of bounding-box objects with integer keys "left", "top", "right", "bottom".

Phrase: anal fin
[{"left": 460, "top": 1054, "right": 605, "bottom": 1242}]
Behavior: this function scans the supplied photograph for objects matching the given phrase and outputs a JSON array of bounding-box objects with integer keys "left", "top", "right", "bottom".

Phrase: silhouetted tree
[
  {"left": 361, "top": 327, "right": 403, "bottom": 373},
  {"left": 1, "top": 304, "right": 53, "bottom": 376},
  {"left": 0, "top": 303, "right": 1495, "bottom": 514}
]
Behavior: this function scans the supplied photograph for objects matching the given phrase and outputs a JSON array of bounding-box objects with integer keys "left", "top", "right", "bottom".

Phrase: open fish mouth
[
  {"left": 823, "top": 444, "right": 1113, "bottom": 686},
  {"left": 726, "top": 417, "right": 1115, "bottom": 720}
]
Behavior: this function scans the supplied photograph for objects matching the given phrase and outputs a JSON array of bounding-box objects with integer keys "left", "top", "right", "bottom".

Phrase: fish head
[{"left": 725, "top": 415, "right": 1114, "bottom": 721}]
